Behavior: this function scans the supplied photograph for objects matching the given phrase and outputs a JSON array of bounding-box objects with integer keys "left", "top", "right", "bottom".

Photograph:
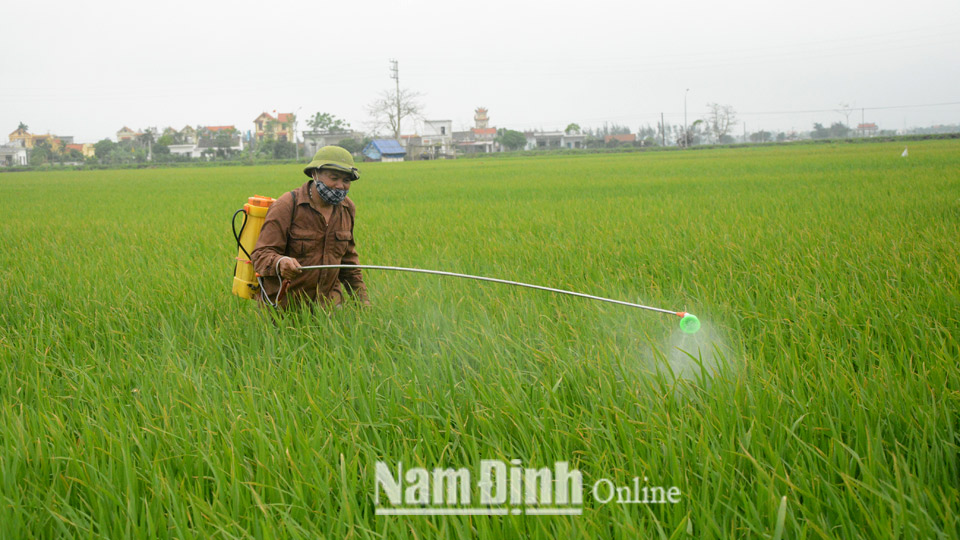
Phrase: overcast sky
[{"left": 4, "top": 0, "right": 959, "bottom": 143}]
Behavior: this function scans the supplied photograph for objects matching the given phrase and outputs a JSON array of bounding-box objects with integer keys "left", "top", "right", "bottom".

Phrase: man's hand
[{"left": 278, "top": 257, "right": 302, "bottom": 280}]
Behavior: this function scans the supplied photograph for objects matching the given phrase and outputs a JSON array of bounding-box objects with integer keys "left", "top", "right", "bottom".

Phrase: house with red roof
[
  {"left": 66, "top": 143, "right": 95, "bottom": 158},
  {"left": 117, "top": 126, "right": 140, "bottom": 142},
  {"left": 604, "top": 133, "right": 637, "bottom": 144},
  {"left": 452, "top": 107, "right": 500, "bottom": 154},
  {"left": 856, "top": 123, "right": 878, "bottom": 137},
  {"left": 9, "top": 128, "right": 64, "bottom": 150},
  {"left": 253, "top": 112, "right": 294, "bottom": 142}
]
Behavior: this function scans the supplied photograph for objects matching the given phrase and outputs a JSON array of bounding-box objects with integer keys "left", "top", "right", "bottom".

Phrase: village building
[
  {"left": 116, "top": 126, "right": 140, "bottom": 142},
  {"left": 401, "top": 119, "right": 454, "bottom": 160},
  {"left": 362, "top": 139, "right": 406, "bottom": 162},
  {"left": 168, "top": 125, "right": 242, "bottom": 158},
  {"left": 523, "top": 130, "right": 588, "bottom": 150},
  {"left": 168, "top": 144, "right": 201, "bottom": 158},
  {"left": 180, "top": 125, "right": 197, "bottom": 144},
  {"left": 31, "top": 134, "right": 63, "bottom": 151},
  {"left": 9, "top": 127, "right": 32, "bottom": 147},
  {"left": 856, "top": 123, "right": 879, "bottom": 137},
  {"left": 303, "top": 130, "right": 362, "bottom": 157},
  {"left": 604, "top": 133, "right": 636, "bottom": 144},
  {"left": 0, "top": 140, "right": 28, "bottom": 166},
  {"left": 65, "top": 143, "right": 95, "bottom": 158},
  {"left": 8, "top": 128, "right": 67, "bottom": 151},
  {"left": 253, "top": 112, "right": 294, "bottom": 142},
  {"left": 454, "top": 107, "right": 499, "bottom": 154}
]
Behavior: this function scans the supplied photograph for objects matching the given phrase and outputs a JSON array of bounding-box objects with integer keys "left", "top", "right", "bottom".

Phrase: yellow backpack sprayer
[{"left": 231, "top": 195, "right": 275, "bottom": 299}]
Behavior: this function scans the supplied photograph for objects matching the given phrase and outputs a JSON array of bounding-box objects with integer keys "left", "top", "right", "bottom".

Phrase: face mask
[{"left": 315, "top": 181, "right": 348, "bottom": 205}]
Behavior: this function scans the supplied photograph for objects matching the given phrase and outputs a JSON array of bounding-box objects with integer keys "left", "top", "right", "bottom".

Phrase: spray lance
[
  {"left": 231, "top": 197, "right": 701, "bottom": 334},
  {"left": 275, "top": 264, "right": 701, "bottom": 334}
]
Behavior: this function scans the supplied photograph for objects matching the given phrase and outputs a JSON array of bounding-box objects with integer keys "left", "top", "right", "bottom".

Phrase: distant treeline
[
  {"left": 461, "top": 132, "right": 960, "bottom": 160},
  {"left": 2, "top": 132, "right": 958, "bottom": 173}
]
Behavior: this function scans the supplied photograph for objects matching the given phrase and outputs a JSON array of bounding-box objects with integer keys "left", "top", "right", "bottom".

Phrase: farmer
[{"left": 251, "top": 146, "right": 370, "bottom": 308}]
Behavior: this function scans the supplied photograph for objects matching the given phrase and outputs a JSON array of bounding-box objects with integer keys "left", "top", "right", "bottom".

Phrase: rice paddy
[{"left": 1, "top": 140, "right": 958, "bottom": 538}]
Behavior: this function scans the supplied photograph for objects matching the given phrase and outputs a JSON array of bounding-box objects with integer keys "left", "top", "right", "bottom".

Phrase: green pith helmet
[{"left": 303, "top": 146, "right": 360, "bottom": 180}]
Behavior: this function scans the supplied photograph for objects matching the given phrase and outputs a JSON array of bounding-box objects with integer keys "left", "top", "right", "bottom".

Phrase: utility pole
[
  {"left": 390, "top": 59, "right": 400, "bottom": 140},
  {"left": 683, "top": 88, "right": 690, "bottom": 148}
]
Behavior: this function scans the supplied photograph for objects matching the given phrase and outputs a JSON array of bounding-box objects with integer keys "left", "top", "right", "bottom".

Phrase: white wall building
[
  {"left": 420, "top": 120, "right": 454, "bottom": 158},
  {"left": 0, "top": 140, "right": 28, "bottom": 166},
  {"left": 168, "top": 144, "right": 202, "bottom": 158},
  {"left": 303, "top": 131, "right": 362, "bottom": 157}
]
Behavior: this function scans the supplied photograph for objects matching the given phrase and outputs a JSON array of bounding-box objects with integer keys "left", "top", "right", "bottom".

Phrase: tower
[{"left": 474, "top": 107, "right": 489, "bottom": 130}]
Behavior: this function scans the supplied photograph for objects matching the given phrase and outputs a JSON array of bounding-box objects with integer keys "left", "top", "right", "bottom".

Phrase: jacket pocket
[
  {"left": 330, "top": 230, "right": 353, "bottom": 259},
  {"left": 289, "top": 237, "right": 319, "bottom": 259}
]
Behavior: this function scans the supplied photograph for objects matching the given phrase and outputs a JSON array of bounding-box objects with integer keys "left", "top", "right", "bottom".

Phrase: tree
[
  {"left": 139, "top": 127, "right": 156, "bottom": 146},
  {"left": 749, "top": 130, "right": 772, "bottom": 143},
  {"left": 255, "top": 139, "right": 276, "bottom": 159},
  {"left": 590, "top": 122, "right": 631, "bottom": 136},
  {"left": 30, "top": 139, "right": 52, "bottom": 165},
  {"left": 140, "top": 128, "right": 157, "bottom": 160},
  {"left": 637, "top": 124, "right": 659, "bottom": 146},
  {"left": 337, "top": 138, "right": 362, "bottom": 154},
  {"left": 811, "top": 122, "right": 850, "bottom": 139},
  {"left": 94, "top": 139, "right": 117, "bottom": 160},
  {"left": 828, "top": 122, "right": 850, "bottom": 138},
  {"left": 286, "top": 113, "right": 297, "bottom": 157},
  {"left": 496, "top": 129, "right": 527, "bottom": 151},
  {"left": 214, "top": 128, "right": 238, "bottom": 158},
  {"left": 565, "top": 123, "right": 581, "bottom": 134},
  {"left": 274, "top": 141, "right": 296, "bottom": 159},
  {"left": 835, "top": 102, "right": 855, "bottom": 129},
  {"left": 367, "top": 87, "right": 423, "bottom": 140},
  {"left": 706, "top": 103, "right": 737, "bottom": 144},
  {"left": 17, "top": 122, "right": 28, "bottom": 132},
  {"left": 107, "top": 146, "right": 137, "bottom": 164},
  {"left": 153, "top": 142, "right": 170, "bottom": 158},
  {"left": 308, "top": 112, "right": 351, "bottom": 132},
  {"left": 676, "top": 119, "right": 703, "bottom": 147},
  {"left": 658, "top": 123, "right": 673, "bottom": 146},
  {"left": 264, "top": 118, "right": 279, "bottom": 141}
]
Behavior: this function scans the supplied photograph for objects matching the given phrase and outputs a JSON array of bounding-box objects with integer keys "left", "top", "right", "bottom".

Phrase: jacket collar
[{"left": 294, "top": 179, "right": 327, "bottom": 215}]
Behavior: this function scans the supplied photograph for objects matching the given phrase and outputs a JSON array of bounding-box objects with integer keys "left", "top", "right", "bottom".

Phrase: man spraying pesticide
[{"left": 231, "top": 146, "right": 700, "bottom": 333}]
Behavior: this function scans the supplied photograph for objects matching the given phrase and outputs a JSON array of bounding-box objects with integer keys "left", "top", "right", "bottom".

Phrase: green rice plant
[{"left": 0, "top": 140, "right": 957, "bottom": 538}]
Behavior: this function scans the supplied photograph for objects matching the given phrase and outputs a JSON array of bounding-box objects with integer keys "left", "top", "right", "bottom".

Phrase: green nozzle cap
[{"left": 679, "top": 313, "right": 701, "bottom": 334}]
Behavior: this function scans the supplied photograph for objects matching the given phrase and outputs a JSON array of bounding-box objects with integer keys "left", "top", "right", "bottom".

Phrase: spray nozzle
[{"left": 678, "top": 312, "right": 701, "bottom": 334}]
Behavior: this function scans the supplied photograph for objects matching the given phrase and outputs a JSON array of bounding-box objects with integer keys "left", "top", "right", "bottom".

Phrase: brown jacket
[{"left": 251, "top": 180, "right": 368, "bottom": 307}]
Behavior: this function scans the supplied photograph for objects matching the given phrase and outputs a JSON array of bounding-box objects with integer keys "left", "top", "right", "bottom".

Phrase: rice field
[{"left": 1, "top": 140, "right": 958, "bottom": 539}]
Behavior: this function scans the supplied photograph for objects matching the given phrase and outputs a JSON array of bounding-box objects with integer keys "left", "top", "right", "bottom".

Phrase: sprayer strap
[{"left": 289, "top": 190, "right": 297, "bottom": 229}]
